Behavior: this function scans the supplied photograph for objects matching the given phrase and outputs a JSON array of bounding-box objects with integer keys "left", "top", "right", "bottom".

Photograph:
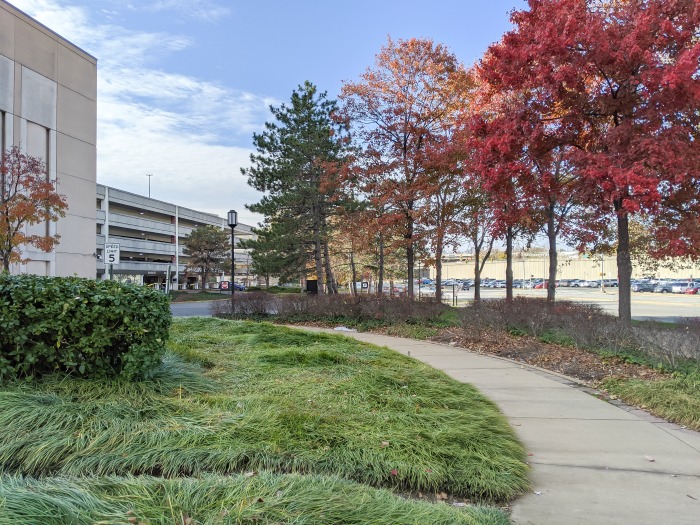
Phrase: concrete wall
[
  {"left": 430, "top": 254, "right": 700, "bottom": 282},
  {"left": 0, "top": 0, "right": 96, "bottom": 277}
]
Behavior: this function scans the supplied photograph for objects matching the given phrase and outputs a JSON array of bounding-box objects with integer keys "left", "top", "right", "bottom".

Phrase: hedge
[{"left": 0, "top": 275, "right": 171, "bottom": 381}]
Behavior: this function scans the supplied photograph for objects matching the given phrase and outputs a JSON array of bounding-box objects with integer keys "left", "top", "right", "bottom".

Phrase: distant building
[
  {"left": 96, "top": 185, "right": 254, "bottom": 289},
  {"left": 0, "top": 0, "right": 97, "bottom": 277}
]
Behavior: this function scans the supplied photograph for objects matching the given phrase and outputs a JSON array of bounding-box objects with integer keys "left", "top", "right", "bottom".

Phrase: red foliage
[
  {"left": 0, "top": 147, "right": 68, "bottom": 271},
  {"left": 477, "top": 0, "right": 700, "bottom": 250},
  {"left": 469, "top": 0, "right": 700, "bottom": 320}
]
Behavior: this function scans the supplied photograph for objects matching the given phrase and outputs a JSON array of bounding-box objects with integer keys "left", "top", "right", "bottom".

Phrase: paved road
[
  {"left": 293, "top": 327, "right": 700, "bottom": 525},
  {"left": 428, "top": 286, "right": 700, "bottom": 322},
  {"left": 170, "top": 299, "right": 225, "bottom": 317}
]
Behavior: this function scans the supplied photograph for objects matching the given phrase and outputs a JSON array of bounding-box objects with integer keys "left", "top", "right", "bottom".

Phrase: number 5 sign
[{"left": 104, "top": 243, "right": 121, "bottom": 265}]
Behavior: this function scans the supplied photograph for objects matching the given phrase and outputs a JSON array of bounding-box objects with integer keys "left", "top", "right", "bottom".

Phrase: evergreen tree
[{"left": 243, "top": 81, "right": 349, "bottom": 294}]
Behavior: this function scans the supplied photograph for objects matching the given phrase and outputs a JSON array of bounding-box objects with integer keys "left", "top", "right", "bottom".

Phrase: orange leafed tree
[
  {"left": 0, "top": 146, "right": 68, "bottom": 272},
  {"left": 340, "top": 37, "right": 470, "bottom": 298}
]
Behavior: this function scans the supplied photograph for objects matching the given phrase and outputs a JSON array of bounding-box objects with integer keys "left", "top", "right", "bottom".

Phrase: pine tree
[{"left": 243, "top": 81, "right": 349, "bottom": 294}]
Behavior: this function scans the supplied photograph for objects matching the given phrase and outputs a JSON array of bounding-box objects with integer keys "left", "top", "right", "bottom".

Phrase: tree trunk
[
  {"left": 406, "top": 217, "right": 414, "bottom": 299},
  {"left": 322, "top": 242, "right": 336, "bottom": 294},
  {"left": 473, "top": 235, "right": 482, "bottom": 303},
  {"left": 377, "top": 232, "right": 385, "bottom": 296},
  {"left": 350, "top": 250, "right": 357, "bottom": 296},
  {"left": 435, "top": 237, "right": 443, "bottom": 303},
  {"left": 547, "top": 204, "right": 558, "bottom": 303},
  {"left": 505, "top": 226, "right": 513, "bottom": 302},
  {"left": 313, "top": 220, "right": 324, "bottom": 295},
  {"left": 616, "top": 207, "right": 633, "bottom": 324}
]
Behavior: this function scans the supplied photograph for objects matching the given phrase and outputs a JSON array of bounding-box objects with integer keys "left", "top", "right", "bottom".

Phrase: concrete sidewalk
[{"left": 295, "top": 327, "right": 700, "bottom": 525}]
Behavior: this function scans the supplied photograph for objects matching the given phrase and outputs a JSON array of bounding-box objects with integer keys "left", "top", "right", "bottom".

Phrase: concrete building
[
  {"left": 96, "top": 184, "right": 254, "bottom": 289},
  {"left": 430, "top": 251, "right": 700, "bottom": 282},
  {"left": 0, "top": 0, "right": 97, "bottom": 277}
]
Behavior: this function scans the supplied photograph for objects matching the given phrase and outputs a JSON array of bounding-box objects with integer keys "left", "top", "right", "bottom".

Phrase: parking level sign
[{"left": 105, "top": 243, "right": 120, "bottom": 265}]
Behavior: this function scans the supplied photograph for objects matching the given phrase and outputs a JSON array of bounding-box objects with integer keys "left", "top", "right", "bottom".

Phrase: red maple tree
[
  {"left": 475, "top": 0, "right": 700, "bottom": 321},
  {"left": 0, "top": 147, "right": 68, "bottom": 272}
]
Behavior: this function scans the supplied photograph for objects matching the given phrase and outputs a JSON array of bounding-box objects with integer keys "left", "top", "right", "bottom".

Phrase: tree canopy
[
  {"left": 182, "top": 225, "right": 230, "bottom": 291},
  {"left": 0, "top": 147, "right": 68, "bottom": 272},
  {"left": 243, "top": 81, "right": 351, "bottom": 294}
]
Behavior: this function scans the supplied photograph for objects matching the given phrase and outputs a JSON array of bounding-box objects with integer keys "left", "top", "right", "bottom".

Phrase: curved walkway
[{"left": 294, "top": 327, "right": 700, "bottom": 525}]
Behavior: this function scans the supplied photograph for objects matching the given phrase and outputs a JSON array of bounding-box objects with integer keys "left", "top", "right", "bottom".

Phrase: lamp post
[{"left": 227, "top": 210, "right": 238, "bottom": 314}]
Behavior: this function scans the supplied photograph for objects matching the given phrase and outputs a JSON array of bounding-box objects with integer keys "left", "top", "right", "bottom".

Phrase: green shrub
[{"left": 0, "top": 275, "right": 171, "bottom": 381}]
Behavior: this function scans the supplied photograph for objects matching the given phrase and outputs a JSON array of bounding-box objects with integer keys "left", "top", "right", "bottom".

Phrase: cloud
[
  {"left": 124, "top": 0, "right": 231, "bottom": 23},
  {"left": 10, "top": 0, "right": 271, "bottom": 226}
]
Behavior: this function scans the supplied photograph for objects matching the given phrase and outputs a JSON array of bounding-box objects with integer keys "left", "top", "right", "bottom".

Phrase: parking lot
[{"left": 420, "top": 285, "right": 700, "bottom": 322}]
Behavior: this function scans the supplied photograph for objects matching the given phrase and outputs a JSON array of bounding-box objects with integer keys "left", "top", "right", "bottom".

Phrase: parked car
[
  {"left": 654, "top": 281, "right": 683, "bottom": 293},
  {"left": 632, "top": 282, "right": 655, "bottom": 292},
  {"left": 673, "top": 281, "right": 700, "bottom": 294},
  {"left": 233, "top": 282, "right": 246, "bottom": 291},
  {"left": 684, "top": 284, "right": 699, "bottom": 295}
]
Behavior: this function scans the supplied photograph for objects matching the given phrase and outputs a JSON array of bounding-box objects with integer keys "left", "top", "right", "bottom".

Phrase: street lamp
[{"left": 227, "top": 210, "right": 238, "bottom": 314}]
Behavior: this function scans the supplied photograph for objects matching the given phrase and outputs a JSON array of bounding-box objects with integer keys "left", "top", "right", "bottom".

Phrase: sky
[{"left": 10, "top": 0, "right": 525, "bottom": 226}]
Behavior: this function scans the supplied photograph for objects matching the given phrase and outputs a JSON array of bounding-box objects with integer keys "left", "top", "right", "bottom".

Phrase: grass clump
[
  {"left": 0, "top": 473, "right": 511, "bottom": 525},
  {"left": 0, "top": 317, "right": 528, "bottom": 512},
  {"left": 385, "top": 323, "right": 440, "bottom": 340},
  {"left": 603, "top": 373, "right": 700, "bottom": 431}
]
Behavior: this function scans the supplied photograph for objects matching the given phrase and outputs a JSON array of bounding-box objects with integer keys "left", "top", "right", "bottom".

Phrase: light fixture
[{"left": 227, "top": 210, "right": 238, "bottom": 310}]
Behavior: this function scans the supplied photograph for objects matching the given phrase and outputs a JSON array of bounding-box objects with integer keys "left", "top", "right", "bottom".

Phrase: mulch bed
[{"left": 427, "top": 327, "right": 669, "bottom": 385}]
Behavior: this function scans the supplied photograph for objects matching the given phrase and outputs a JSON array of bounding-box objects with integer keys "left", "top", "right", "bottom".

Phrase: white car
[{"left": 671, "top": 281, "right": 700, "bottom": 294}]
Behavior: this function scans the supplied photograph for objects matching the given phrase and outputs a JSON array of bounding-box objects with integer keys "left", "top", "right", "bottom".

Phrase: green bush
[{"left": 0, "top": 275, "right": 171, "bottom": 381}]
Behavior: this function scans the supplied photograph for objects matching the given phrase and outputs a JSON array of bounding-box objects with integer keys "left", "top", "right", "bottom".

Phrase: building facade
[
  {"left": 0, "top": 0, "right": 97, "bottom": 277},
  {"left": 431, "top": 252, "right": 700, "bottom": 282},
  {"left": 97, "top": 185, "right": 254, "bottom": 289}
]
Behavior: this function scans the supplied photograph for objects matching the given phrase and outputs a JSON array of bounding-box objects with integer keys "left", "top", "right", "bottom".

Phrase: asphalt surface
[{"left": 170, "top": 298, "right": 225, "bottom": 317}]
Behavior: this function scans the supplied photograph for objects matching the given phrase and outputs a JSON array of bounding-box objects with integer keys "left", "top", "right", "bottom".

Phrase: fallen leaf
[
  {"left": 644, "top": 455, "right": 655, "bottom": 462},
  {"left": 687, "top": 494, "right": 697, "bottom": 501},
  {"left": 381, "top": 441, "right": 390, "bottom": 447},
  {"left": 390, "top": 469, "right": 398, "bottom": 476},
  {"left": 244, "top": 471, "right": 258, "bottom": 478},
  {"left": 527, "top": 453, "right": 534, "bottom": 456},
  {"left": 437, "top": 492, "right": 448, "bottom": 500}
]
